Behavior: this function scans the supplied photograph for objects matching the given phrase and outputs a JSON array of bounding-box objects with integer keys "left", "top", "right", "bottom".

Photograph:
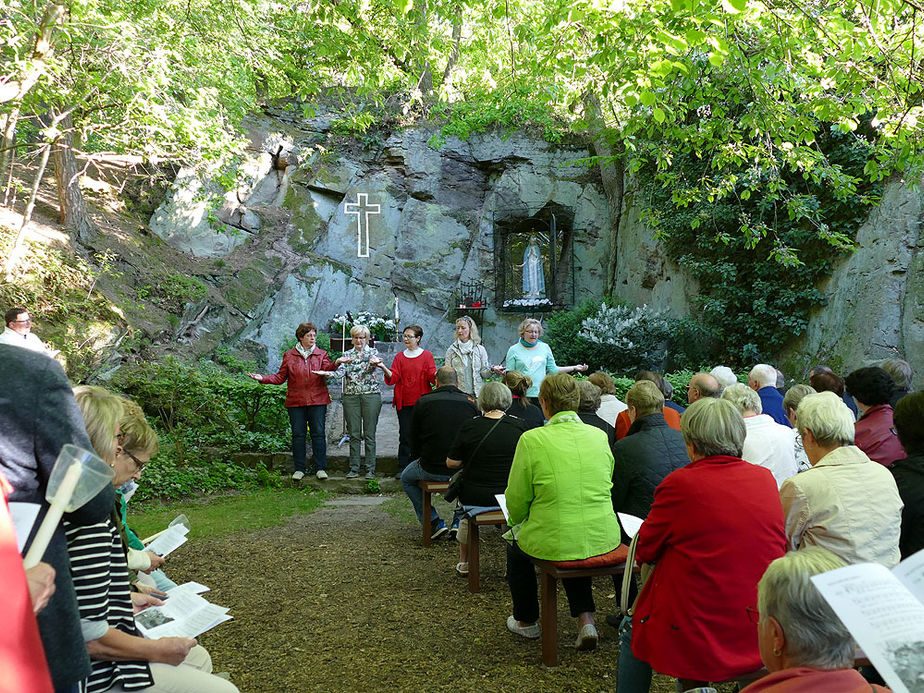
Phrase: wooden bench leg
[
  {"left": 468, "top": 520, "right": 480, "bottom": 593},
  {"left": 421, "top": 489, "right": 432, "bottom": 547},
  {"left": 540, "top": 570, "right": 558, "bottom": 667}
]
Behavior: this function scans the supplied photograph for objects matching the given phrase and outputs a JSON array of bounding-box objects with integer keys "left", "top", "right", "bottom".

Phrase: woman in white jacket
[{"left": 444, "top": 316, "right": 499, "bottom": 398}]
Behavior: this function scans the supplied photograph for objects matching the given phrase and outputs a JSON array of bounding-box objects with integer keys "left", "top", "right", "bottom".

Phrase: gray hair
[
  {"left": 681, "top": 398, "right": 746, "bottom": 458},
  {"left": 783, "top": 384, "right": 816, "bottom": 415},
  {"left": 881, "top": 358, "right": 913, "bottom": 390},
  {"left": 709, "top": 366, "right": 738, "bottom": 392},
  {"left": 479, "top": 381, "right": 512, "bottom": 412},
  {"left": 758, "top": 547, "right": 852, "bottom": 670},
  {"left": 577, "top": 381, "right": 602, "bottom": 412},
  {"left": 721, "top": 383, "right": 763, "bottom": 415},
  {"left": 795, "top": 392, "right": 854, "bottom": 447},
  {"left": 517, "top": 318, "right": 543, "bottom": 339},
  {"left": 749, "top": 363, "right": 778, "bottom": 389}
]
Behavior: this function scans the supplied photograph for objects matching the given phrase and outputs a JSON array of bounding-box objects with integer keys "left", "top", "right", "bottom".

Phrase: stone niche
[{"left": 492, "top": 201, "right": 575, "bottom": 312}]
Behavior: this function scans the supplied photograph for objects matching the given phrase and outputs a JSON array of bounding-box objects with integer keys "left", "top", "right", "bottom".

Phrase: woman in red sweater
[{"left": 376, "top": 324, "right": 436, "bottom": 475}]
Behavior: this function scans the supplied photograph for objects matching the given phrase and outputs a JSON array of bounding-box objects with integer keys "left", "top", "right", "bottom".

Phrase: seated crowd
[
  {"left": 407, "top": 352, "right": 920, "bottom": 692},
  {"left": 3, "top": 299, "right": 921, "bottom": 692}
]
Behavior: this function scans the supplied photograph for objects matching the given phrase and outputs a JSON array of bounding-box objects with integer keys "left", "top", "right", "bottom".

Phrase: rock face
[
  {"left": 612, "top": 181, "right": 699, "bottom": 317},
  {"left": 147, "top": 103, "right": 924, "bottom": 380},
  {"left": 782, "top": 177, "right": 924, "bottom": 378},
  {"left": 150, "top": 109, "right": 614, "bottom": 370}
]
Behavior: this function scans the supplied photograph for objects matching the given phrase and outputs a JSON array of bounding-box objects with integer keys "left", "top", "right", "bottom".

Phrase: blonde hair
[
  {"left": 72, "top": 385, "right": 124, "bottom": 464},
  {"left": 455, "top": 315, "right": 481, "bottom": 345},
  {"left": 517, "top": 318, "right": 543, "bottom": 339},
  {"left": 626, "top": 380, "right": 664, "bottom": 418},
  {"left": 539, "top": 372, "right": 579, "bottom": 416},
  {"left": 350, "top": 324, "right": 371, "bottom": 339},
  {"left": 119, "top": 398, "right": 159, "bottom": 459}
]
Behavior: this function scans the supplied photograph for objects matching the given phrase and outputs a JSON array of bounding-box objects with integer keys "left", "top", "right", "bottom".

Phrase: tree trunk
[
  {"left": 4, "top": 142, "right": 52, "bottom": 280},
  {"left": 53, "top": 115, "right": 96, "bottom": 240},
  {"left": 582, "top": 91, "right": 625, "bottom": 296}
]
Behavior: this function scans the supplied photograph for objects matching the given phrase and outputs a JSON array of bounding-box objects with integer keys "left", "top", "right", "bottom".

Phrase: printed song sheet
[
  {"left": 812, "top": 549, "right": 924, "bottom": 693},
  {"left": 135, "top": 588, "right": 231, "bottom": 639}
]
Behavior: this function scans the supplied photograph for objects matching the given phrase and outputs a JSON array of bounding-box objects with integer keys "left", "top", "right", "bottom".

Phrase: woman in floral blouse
[{"left": 325, "top": 324, "right": 383, "bottom": 478}]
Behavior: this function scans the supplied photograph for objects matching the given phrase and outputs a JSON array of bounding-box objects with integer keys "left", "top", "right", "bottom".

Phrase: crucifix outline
[{"left": 344, "top": 193, "right": 381, "bottom": 258}]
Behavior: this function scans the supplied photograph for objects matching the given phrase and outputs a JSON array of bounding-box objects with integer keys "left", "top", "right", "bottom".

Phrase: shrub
[
  {"left": 544, "top": 295, "right": 618, "bottom": 367},
  {"left": 577, "top": 303, "right": 676, "bottom": 374}
]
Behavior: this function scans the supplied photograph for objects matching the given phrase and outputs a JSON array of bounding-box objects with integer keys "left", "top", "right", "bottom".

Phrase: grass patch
[
  {"left": 129, "top": 487, "right": 328, "bottom": 540},
  {"left": 381, "top": 496, "right": 417, "bottom": 524}
]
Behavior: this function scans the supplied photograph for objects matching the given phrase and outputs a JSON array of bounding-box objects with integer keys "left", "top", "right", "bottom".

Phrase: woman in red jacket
[
  {"left": 375, "top": 324, "right": 436, "bottom": 476},
  {"left": 248, "top": 322, "right": 344, "bottom": 480},
  {"left": 617, "top": 397, "right": 787, "bottom": 692}
]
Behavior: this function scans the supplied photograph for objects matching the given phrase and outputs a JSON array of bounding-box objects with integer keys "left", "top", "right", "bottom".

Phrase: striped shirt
[{"left": 64, "top": 517, "right": 153, "bottom": 692}]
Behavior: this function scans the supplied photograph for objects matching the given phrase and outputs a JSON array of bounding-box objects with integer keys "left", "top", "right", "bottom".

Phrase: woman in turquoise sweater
[
  {"left": 503, "top": 318, "right": 587, "bottom": 397},
  {"left": 504, "top": 372, "right": 622, "bottom": 651}
]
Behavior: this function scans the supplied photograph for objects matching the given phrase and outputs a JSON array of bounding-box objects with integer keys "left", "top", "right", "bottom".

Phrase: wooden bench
[
  {"left": 466, "top": 510, "right": 507, "bottom": 593},
  {"left": 530, "top": 557, "right": 630, "bottom": 667},
  {"left": 418, "top": 480, "right": 450, "bottom": 547}
]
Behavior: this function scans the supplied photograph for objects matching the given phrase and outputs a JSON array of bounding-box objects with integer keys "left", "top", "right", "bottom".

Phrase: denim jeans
[
  {"left": 343, "top": 393, "right": 382, "bottom": 473},
  {"left": 400, "top": 460, "right": 449, "bottom": 523},
  {"left": 617, "top": 615, "right": 653, "bottom": 693},
  {"left": 287, "top": 405, "right": 328, "bottom": 474},
  {"left": 396, "top": 405, "right": 415, "bottom": 472}
]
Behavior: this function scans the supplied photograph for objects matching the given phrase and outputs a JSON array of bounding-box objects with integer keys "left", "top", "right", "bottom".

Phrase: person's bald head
[
  {"left": 688, "top": 373, "right": 720, "bottom": 403},
  {"left": 436, "top": 365, "right": 458, "bottom": 387}
]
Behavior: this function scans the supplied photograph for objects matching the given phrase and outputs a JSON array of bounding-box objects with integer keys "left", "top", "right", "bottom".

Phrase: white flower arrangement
[
  {"left": 329, "top": 311, "right": 396, "bottom": 340},
  {"left": 503, "top": 297, "right": 553, "bottom": 307}
]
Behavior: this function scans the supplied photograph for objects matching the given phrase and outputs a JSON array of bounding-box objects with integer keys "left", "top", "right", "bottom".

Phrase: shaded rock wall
[{"left": 781, "top": 177, "right": 924, "bottom": 379}]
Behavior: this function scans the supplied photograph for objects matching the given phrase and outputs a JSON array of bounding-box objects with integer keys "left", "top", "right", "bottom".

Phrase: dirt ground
[{"left": 169, "top": 494, "right": 737, "bottom": 693}]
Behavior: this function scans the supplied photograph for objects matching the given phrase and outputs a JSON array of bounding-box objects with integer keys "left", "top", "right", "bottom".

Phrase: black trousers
[
  {"left": 396, "top": 405, "right": 415, "bottom": 472},
  {"left": 506, "top": 541, "right": 595, "bottom": 623}
]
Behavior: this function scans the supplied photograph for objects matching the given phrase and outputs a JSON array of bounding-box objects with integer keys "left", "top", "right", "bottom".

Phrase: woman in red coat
[
  {"left": 375, "top": 324, "right": 436, "bottom": 475},
  {"left": 618, "top": 397, "right": 787, "bottom": 692},
  {"left": 248, "top": 322, "right": 344, "bottom": 480}
]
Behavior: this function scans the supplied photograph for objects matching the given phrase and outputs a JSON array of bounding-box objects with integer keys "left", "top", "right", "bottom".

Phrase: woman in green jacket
[{"left": 504, "top": 372, "right": 622, "bottom": 651}]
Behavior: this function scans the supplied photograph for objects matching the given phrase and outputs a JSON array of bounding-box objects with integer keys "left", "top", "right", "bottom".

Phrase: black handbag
[{"left": 443, "top": 416, "right": 504, "bottom": 503}]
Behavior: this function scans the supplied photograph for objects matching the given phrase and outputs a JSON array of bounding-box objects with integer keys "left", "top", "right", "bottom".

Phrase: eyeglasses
[
  {"left": 117, "top": 435, "right": 145, "bottom": 471},
  {"left": 746, "top": 606, "right": 760, "bottom": 625},
  {"left": 12, "top": 319, "right": 31, "bottom": 324},
  {"left": 402, "top": 334, "right": 418, "bottom": 341},
  {"left": 124, "top": 449, "right": 145, "bottom": 471}
]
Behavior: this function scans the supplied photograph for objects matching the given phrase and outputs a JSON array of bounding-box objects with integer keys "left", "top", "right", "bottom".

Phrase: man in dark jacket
[
  {"left": 611, "top": 380, "right": 690, "bottom": 534},
  {"left": 0, "top": 345, "right": 116, "bottom": 692},
  {"left": 401, "top": 365, "right": 478, "bottom": 539},
  {"left": 607, "top": 379, "right": 690, "bottom": 632}
]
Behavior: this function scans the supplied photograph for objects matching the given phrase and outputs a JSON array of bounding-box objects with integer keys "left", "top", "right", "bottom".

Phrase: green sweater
[{"left": 504, "top": 411, "right": 622, "bottom": 560}]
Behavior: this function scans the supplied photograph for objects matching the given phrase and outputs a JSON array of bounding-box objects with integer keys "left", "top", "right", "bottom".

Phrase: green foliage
[
  {"left": 364, "top": 478, "right": 382, "bottom": 494},
  {"left": 0, "top": 226, "right": 123, "bottom": 381},
  {"left": 544, "top": 295, "right": 619, "bottom": 368},
  {"left": 111, "top": 357, "right": 290, "bottom": 466},
  {"left": 640, "top": 123, "right": 883, "bottom": 364},
  {"left": 429, "top": 85, "right": 568, "bottom": 147}
]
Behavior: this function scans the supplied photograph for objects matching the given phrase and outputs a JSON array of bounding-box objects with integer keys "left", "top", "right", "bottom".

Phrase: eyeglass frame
[{"left": 117, "top": 435, "right": 146, "bottom": 471}]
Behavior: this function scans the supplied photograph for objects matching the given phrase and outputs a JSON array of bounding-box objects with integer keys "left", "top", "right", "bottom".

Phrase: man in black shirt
[{"left": 400, "top": 365, "right": 478, "bottom": 539}]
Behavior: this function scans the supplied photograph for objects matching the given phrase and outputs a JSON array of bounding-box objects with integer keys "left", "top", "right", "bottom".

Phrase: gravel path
[{"left": 168, "top": 494, "right": 731, "bottom": 693}]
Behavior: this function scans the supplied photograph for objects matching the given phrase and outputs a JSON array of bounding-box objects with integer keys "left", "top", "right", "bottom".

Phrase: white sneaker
[
  {"left": 574, "top": 623, "right": 598, "bottom": 651},
  {"left": 506, "top": 615, "right": 540, "bottom": 639},
  {"left": 315, "top": 470, "right": 328, "bottom": 480},
  {"left": 291, "top": 471, "right": 305, "bottom": 481}
]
